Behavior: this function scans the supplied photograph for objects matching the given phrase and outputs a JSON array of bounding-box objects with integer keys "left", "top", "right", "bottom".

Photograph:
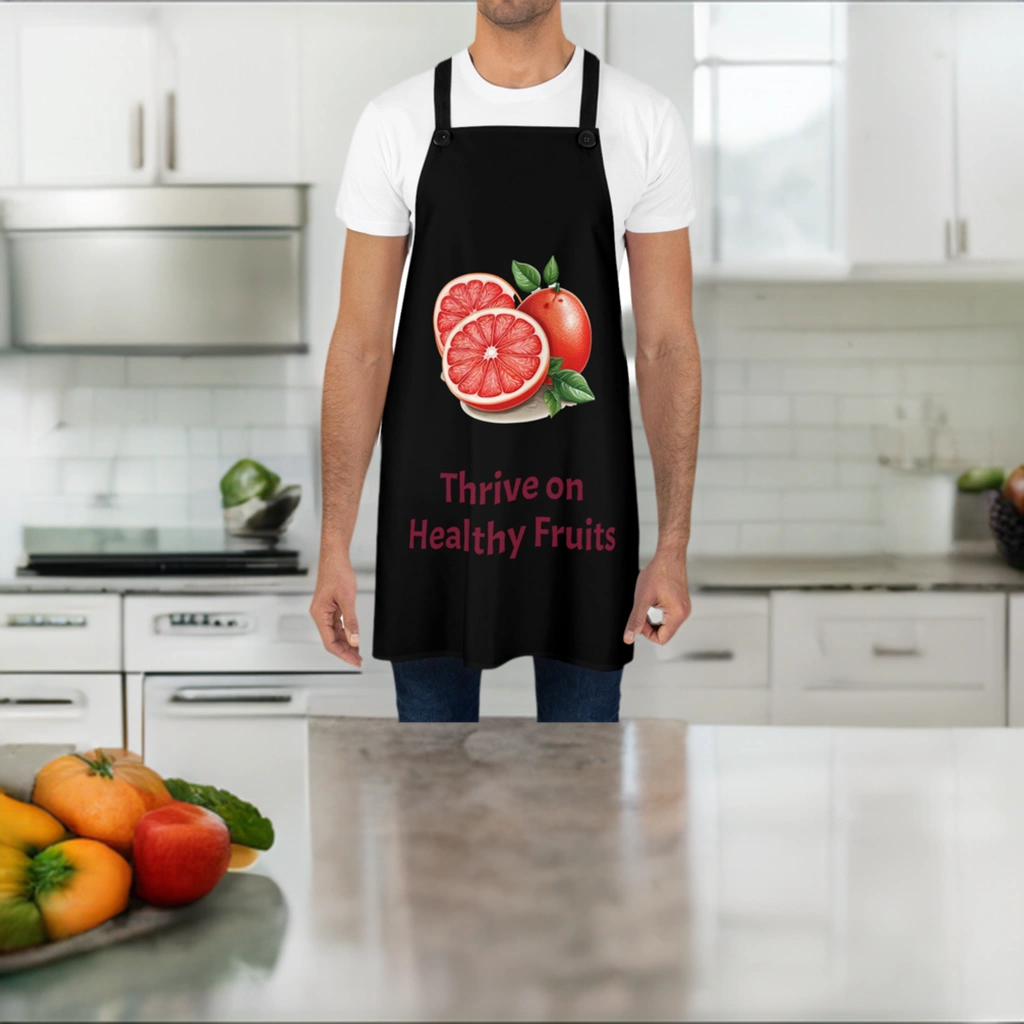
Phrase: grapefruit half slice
[
  {"left": 442, "top": 308, "right": 550, "bottom": 413},
  {"left": 433, "top": 273, "right": 518, "bottom": 355}
]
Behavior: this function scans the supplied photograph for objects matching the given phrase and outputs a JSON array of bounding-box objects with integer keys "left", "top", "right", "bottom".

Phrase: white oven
[{"left": 0, "top": 593, "right": 124, "bottom": 748}]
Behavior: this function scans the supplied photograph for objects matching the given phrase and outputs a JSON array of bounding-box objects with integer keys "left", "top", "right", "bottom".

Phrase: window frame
[{"left": 693, "top": 3, "right": 847, "bottom": 265}]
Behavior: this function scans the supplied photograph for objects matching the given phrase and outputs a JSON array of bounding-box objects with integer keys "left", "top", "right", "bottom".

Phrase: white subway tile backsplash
[
  {"left": 745, "top": 395, "right": 791, "bottom": 425},
  {"left": 782, "top": 489, "right": 878, "bottom": 523},
  {"left": 120, "top": 426, "right": 189, "bottom": 458},
  {"left": 155, "top": 389, "right": 214, "bottom": 426},
  {"left": 61, "top": 459, "right": 111, "bottom": 497},
  {"left": 792, "top": 395, "right": 837, "bottom": 425},
  {"left": 703, "top": 488, "right": 781, "bottom": 523},
  {"left": 3, "top": 280, "right": 1022, "bottom": 561},
  {"left": 713, "top": 395, "right": 745, "bottom": 427},
  {"left": 745, "top": 458, "right": 838, "bottom": 488}
]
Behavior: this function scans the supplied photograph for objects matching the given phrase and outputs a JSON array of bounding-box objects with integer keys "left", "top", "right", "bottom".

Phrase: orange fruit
[
  {"left": 518, "top": 286, "right": 592, "bottom": 372},
  {"left": 433, "top": 272, "right": 518, "bottom": 356},
  {"left": 442, "top": 308, "right": 550, "bottom": 412},
  {"left": 32, "top": 749, "right": 172, "bottom": 855}
]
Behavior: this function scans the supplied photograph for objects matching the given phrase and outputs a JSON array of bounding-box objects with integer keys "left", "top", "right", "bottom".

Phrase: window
[{"left": 693, "top": 3, "right": 844, "bottom": 264}]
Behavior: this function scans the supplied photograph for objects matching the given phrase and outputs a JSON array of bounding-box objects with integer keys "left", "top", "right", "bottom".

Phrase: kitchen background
[
  {"left": 2, "top": 3, "right": 1022, "bottom": 569},
  {"left": 2, "top": 1, "right": 1024, "bottom": 733}
]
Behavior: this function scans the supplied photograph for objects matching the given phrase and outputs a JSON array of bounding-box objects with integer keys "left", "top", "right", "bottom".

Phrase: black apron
[{"left": 373, "top": 50, "right": 639, "bottom": 671}]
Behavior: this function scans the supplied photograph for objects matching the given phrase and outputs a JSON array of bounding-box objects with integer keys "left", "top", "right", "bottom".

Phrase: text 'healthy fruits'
[
  {"left": 0, "top": 838, "right": 131, "bottom": 951},
  {"left": 32, "top": 749, "right": 172, "bottom": 855},
  {"left": 442, "top": 309, "right": 550, "bottom": 412},
  {"left": 434, "top": 273, "right": 518, "bottom": 356},
  {"left": 133, "top": 802, "right": 231, "bottom": 908}
]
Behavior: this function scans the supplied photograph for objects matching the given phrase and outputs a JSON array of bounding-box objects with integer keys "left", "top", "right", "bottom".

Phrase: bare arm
[
  {"left": 311, "top": 229, "right": 408, "bottom": 666},
  {"left": 622, "top": 227, "right": 701, "bottom": 647}
]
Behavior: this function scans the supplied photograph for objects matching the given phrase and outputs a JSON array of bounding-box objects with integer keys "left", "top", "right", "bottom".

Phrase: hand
[
  {"left": 623, "top": 549, "right": 692, "bottom": 647},
  {"left": 309, "top": 549, "right": 362, "bottom": 667}
]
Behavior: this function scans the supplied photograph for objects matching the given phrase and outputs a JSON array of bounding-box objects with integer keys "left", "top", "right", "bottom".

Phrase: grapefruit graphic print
[{"left": 435, "top": 255, "right": 595, "bottom": 424}]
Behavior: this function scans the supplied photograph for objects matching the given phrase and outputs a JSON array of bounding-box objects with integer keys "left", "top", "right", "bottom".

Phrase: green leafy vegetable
[
  {"left": 511, "top": 260, "right": 541, "bottom": 294},
  {"left": 164, "top": 778, "right": 275, "bottom": 851},
  {"left": 542, "top": 255, "right": 559, "bottom": 286}
]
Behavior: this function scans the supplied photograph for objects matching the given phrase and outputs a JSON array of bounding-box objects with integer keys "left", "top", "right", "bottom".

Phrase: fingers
[
  {"left": 622, "top": 599, "right": 650, "bottom": 644},
  {"left": 310, "top": 590, "right": 362, "bottom": 668}
]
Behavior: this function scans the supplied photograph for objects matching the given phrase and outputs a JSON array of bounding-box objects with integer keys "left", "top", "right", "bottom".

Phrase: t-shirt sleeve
[
  {"left": 624, "top": 98, "right": 697, "bottom": 234},
  {"left": 335, "top": 102, "right": 411, "bottom": 236}
]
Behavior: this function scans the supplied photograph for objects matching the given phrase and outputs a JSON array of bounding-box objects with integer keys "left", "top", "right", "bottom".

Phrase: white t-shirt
[{"left": 336, "top": 46, "right": 696, "bottom": 266}]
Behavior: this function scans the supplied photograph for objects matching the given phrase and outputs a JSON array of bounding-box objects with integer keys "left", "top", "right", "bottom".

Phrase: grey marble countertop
[
  {"left": 2, "top": 552, "right": 1023, "bottom": 595},
  {"left": 6, "top": 718, "right": 1024, "bottom": 1021}
]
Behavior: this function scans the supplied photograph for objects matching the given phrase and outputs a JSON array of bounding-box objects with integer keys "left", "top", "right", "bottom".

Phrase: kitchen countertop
[
  {"left": 6, "top": 718, "right": 1024, "bottom": 1021},
  {"left": 2, "top": 552, "right": 1023, "bottom": 594}
]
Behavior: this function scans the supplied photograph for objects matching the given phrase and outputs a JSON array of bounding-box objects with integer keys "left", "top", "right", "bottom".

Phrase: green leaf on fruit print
[
  {"left": 547, "top": 356, "right": 564, "bottom": 373},
  {"left": 549, "top": 369, "right": 595, "bottom": 405},
  {"left": 511, "top": 260, "right": 541, "bottom": 294},
  {"left": 544, "top": 389, "right": 562, "bottom": 418},
  {"left": 542, "top": 255, "right": 559, "bottom": 286}
]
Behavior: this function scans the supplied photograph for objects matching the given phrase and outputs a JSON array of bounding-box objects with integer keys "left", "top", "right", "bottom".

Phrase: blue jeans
[{"left": 391, "top": 656, "right": 622, "bottom": 723}]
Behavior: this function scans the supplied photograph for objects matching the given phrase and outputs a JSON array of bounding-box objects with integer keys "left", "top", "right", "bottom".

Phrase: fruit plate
[
  {"left": 0, "top": 873, "right": 283, "bottom": 976},
  {"left": 0, "top": 896, "right": 190, "bottom": 975}
]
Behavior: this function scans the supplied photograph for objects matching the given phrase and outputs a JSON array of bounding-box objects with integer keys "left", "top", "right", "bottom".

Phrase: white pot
[{"left": 880, "top": 469, "right": 956, "bottom": 555}]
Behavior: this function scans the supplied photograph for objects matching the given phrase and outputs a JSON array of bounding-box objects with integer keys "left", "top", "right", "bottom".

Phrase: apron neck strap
[
  {"left": 434, "top": 58, "right": 452, "bottom": 131},
  {"left": 579, "top": 50, "right": 599, "bottom": 130}
]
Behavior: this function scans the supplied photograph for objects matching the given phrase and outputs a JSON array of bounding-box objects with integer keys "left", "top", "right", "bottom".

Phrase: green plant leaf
[
  {"left": 511, "top": 260, "right": 541, "bottom": 294},
  {"left": 544, "top": 388, "right": 562, "bottom": 418},
  {"left": 542, "top": 255, "right": 559, "bottom": 286},
  {"left": 547, "top": 356, "right": 564, "bottom": 373},
  {"left": 549, "top": 369, "right": 595, "bottom": 405}
]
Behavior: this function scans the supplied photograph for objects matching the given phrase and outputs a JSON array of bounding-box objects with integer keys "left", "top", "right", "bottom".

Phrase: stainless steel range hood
[{"left": 0, "top": 186, "right": 307, "bottom": 353}]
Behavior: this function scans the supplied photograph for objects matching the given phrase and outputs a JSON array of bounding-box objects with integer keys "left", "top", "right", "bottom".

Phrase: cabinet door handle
[
  {"left": 682, "top": 650, "right": 735, "bottom": 662},
  {"left": 165, "top": 91, "right": 177, "bottom": 171},
  {"left": 957, "top": 218, "right": 968, "bottom": 256},
  {"left": 130, "top": 102, "right": 144, "bottom": 170},
  {"left": 944, "top": 219, "right": 953, "bottom": 260},
  {"left": 872, "top": 644, "right": 922, "bottom": 658}
]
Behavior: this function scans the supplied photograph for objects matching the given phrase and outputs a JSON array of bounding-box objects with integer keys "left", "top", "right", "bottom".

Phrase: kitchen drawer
[
  {"left": 622, "top": 595, "right": 771, "bottom": 723},
  {"left": 771, "top": 592, "right": 1007, "bottom": 726},
  {"left": 124, "top": 593, "right": 360, "bottom": 674},
  {"left": 0, "top": 593, "right": 121, "bottom": 671},
  {"left": 0, "top": 673, "right": 123, "bottom": 748}
]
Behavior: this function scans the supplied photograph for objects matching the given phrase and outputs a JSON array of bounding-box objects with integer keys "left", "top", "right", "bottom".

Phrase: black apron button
[
  {"left": 577, "top": 130, "right": 596, "bottom": 148},
  {"left": 433, "top": 129, "right": 452, "bottom": 147}
]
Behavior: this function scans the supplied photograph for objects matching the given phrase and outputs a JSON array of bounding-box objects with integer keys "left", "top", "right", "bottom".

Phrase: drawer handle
[
  {"left": 872, "top": 644, "right": 922, "bottom": 658},
  {"left": 5, "top": 614, "right": 87, "bottom": 627},
  {"left": 170, "top": 689, "right": 293, "bottom": 705},
  {"left": 682, "top": 650, "right": 735, "bottom": 662}
]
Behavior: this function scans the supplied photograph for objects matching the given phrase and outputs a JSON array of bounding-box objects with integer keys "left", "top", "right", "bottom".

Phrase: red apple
[{"left": 133, "top": 802, "right": 231, "bottom": 907}]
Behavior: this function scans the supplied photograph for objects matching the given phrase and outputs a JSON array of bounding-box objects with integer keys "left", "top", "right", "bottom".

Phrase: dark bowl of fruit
[{"left": 960, "top": 465, "right": 1024, "bottom": 571}]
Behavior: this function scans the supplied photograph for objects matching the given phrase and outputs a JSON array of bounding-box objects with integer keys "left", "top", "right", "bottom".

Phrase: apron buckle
[
  {"left": 577, "top": 129, "right": 596, "bottom": 148},
  {"left": 433, "top": 128, "right": 452, "bottom": 147}
]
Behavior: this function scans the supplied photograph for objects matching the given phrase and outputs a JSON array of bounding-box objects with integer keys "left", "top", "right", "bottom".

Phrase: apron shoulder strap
[
  {"left": 433, "top": 58, "right": 453, "bottom": 146},
  {"left": 578, "top": 50, "right": 599, "bottom": 131}
]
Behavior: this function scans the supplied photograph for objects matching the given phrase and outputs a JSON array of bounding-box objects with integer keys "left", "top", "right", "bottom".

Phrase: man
[{"left": 311, "top": 0, "right": 701, "bottom": 723}]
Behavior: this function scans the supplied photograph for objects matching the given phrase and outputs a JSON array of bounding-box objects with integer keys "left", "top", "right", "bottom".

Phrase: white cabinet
[
  {"left": 771, "top": 592, "right": 1006, "bottom": 726},
  {"left": 19, "top": 22, "right": 157, "bottom": 185},
  {"left": 0, "top": 593, "right": 122, "bottom": 672},
  {"left": 15, "top": 7, "right": 300, "bottom": 186},
  {"left": 158, "top": 7, "right": 300, "bottom": 183},
  {"left": 846, "top": 5, "right": 955, "bottom": 264},
  {"left": 0, "top": 674, "right": 123, "bottom": 748},
  {"left": 1007, "top": 595, "right": 1024, "bottom": 727},
  {"left": 846, "top": 3, "right": 1024, "bottom": 266},
  {"left": 622, "top": 595, "right": 770, "bottom": 723},
  {"left": 953, "top": 4, "right": 1024, "bottom": 262}
]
